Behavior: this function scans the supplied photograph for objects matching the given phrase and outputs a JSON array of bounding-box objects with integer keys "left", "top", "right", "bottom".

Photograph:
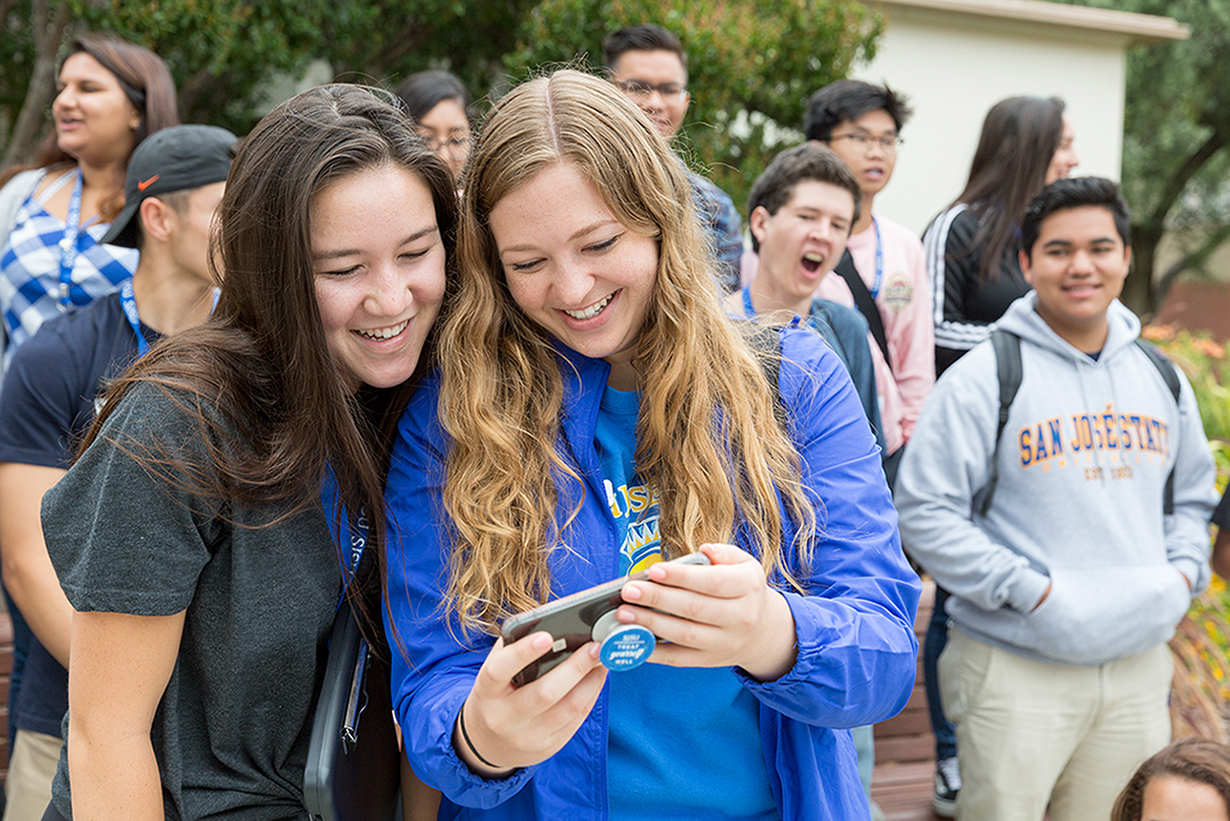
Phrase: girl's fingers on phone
[
  {"left": 513, "top": 640, "right": 602, "bottom": 711},
  {"left": 474, "top": 632, "right": 554, "bottom": 693}
]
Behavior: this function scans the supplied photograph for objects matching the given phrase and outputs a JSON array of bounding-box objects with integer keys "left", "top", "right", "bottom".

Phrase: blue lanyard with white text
[
  {"left": 120, "top": 283, "right": 220, "bottom": 360},
  {"left": 322, "top": 465, "right": 369, "bottom": 609},
  {"left": 868, "top": 216, "right": 884, "bottom": 300},
  {"left": 337, "top": 510, "right": 368, "bottom": 609},
  {"left": 57, "top": 168, "right": 84, "bottom": 309},
  {"left": 119, "top": 279, "right": 150, "bottom": 358}
]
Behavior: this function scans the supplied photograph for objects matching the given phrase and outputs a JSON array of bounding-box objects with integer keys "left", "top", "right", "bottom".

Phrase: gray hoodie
[{"left": 896, "top": 293, "right": 1215, "bottom": 666}]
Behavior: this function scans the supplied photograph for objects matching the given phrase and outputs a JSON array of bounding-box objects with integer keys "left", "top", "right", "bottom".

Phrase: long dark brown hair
[
  {"left": 78, "top": 84, "right": 457, "bottom": 619},
  {"left": 2, "top": 34, "right": 179, "bottom": 219},
  {"left": 952, "top": 95, "right": 1064, "bottom": 282}
]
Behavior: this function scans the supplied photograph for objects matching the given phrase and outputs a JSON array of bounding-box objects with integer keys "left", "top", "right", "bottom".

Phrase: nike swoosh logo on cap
[{"left": 137, "top": 174, "right": 160, "bottom": 191}]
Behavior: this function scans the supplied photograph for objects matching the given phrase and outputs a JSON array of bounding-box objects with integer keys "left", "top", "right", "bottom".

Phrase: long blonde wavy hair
[{"left": 441, "top": 70, "right": 816, "bottom": 634}]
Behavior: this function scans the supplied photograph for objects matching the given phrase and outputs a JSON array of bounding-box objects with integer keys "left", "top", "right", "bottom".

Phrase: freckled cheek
[
  {"left": 505, "top": 278, "right": 545, "bottom": 316},
  {"left": 314, "top": 281, "right": 356, "bottom": 335}
]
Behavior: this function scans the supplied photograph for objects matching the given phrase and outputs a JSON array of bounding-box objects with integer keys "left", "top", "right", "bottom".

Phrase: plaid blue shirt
[{"left": 0, "top": 171, "right": 136, "bottom": 368}]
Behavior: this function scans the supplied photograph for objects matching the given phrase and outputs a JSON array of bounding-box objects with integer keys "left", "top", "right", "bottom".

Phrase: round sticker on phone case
[{"left": 599, "top": 624, "right": 654, "bottom": 671}]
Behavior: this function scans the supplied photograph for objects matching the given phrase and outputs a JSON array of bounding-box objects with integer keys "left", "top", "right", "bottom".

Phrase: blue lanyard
[
  {"left": 868, "top": 216, "right": 884, "bottom": 300},
  {"left": 119, "top": 284, "right": 220, "bottom": 360},
  {"left": 337, "top": 510, "right": 368, "bottom": 609},
  {"left": 119, "top": 279, "right": 150, "bottom": 358},
  {"left": 346, "top": 511, "right": 368, "bottom": 578},
  {"left": 741, "top": 284, "right": 757, "bottom": 318},
  {"left": 57, "top": 168, "right": 84, "bottom": 310}
]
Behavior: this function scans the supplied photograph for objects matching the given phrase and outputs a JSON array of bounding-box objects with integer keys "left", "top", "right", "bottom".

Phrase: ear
[
  {"left": 1019, "top": 248, "right": 1034, "bottom": 285},
  {"left": 130, "top": 111, "right": 141, "bottom": 131},
  {"left": 139, "top": 197, "right": 175, "bottom": 244},
  {"left": 749, "top": 206, "right": 771, "bottom": 247}
]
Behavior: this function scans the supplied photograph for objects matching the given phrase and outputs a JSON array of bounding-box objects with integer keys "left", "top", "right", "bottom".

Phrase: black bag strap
[
  {"left": 980, "top": 329, "right": 1022, "bottom": 517},
  {"left": 982, "top": 331, "right": 1182, "bottom": 517},
  {"left": 1133, "top": 338, "right": 1181, "bottom": 515},
  {"left": 834, "top": 250, "right": 892, "bottom": 372}
]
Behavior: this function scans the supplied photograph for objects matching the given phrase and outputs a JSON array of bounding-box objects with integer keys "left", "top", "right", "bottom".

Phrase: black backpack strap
[
  {"left": 1133, "top": 338, "right": 1182, "bottom": 515},
  {"left": 834, "top": 250, "right": 892, "bottom": 372},
  {"left": 980, "top": 329, "right": 1022, "bottom": 517}
]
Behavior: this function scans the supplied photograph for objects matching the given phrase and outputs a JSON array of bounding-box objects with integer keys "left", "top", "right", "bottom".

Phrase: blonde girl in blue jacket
[{"left": 383, "top": 69, "right": 920, "bottom": 820}]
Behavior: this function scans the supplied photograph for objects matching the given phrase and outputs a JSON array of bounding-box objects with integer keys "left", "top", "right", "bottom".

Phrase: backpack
[{"left": 980, "top": 329, "right": 1181, "bottom": 517}]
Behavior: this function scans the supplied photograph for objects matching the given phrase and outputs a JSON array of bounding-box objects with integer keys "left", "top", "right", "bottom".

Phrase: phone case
[{"left": 499, "top": 552, "right": 711, "bottom": 686}]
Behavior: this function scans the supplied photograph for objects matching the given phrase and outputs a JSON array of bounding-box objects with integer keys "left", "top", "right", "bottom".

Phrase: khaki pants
[
  {"left": 3, "top": 730, "right": 62, "bottom": 821},
  {"left": 939, "top": 628, "right": 1171, "bottom": 821}
]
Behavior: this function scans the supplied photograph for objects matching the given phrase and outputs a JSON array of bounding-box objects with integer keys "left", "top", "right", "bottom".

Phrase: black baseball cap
[{"left": 102, "top": 124, "right": 237, "bottom": 248}]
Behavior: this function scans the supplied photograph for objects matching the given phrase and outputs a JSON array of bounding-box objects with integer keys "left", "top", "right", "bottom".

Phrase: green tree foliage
[
  {"left": 504, "top": 0, "right": 881, "bottom": 217},
  {"left": 0, "top": 0, "right": 535, "bottom": 167},
  {"left": 1, "top": 0, "right": 327, "bottom": 165},
  {"left": 319, "top": 0, "right": 538, "bottom": 95},
  {"left": 1065, "top": 0, "right": 1230, "bottom": 315}
]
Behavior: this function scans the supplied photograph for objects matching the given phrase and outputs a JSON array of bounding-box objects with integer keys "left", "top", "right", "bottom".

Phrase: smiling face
[
  {"left": 1020, "top": 204, "right": 1129, "bottom": 352},
  {"left": 489, "top": 162, "right": 659, "bottom": 391},
  {"left": 1140, "top": 775, "right": 1230, "bottom": 821},
  {"left": 825, "top": 109, "right": 898, "bottom": 199},
  {"left": 312, "top": 164, "right": 447, "bottom": 393},
  {"left": 750, "top": 179, "right": 855, "bottom": 315},
  {"left": 1045, "top": 117, "right": 1079, "bottom": 185},
  {"left": 53, "top": 52, "right": 141, "bottom": 166},
  {"left": 608, "top": 49, "right": 690, "bottom": 139}
]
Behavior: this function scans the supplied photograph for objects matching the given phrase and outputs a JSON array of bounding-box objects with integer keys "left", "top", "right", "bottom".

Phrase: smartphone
[{"left": 499, "top": 552, "right": 712, "bottom": 686}]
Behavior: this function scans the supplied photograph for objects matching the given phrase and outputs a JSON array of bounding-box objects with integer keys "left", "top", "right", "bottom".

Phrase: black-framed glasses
[
  {"left": 829, "top": 132, "right": 903, "bottom": 153},
  {"left": 614, "top": 79, "right": 688, "bottom": 102},
  {"left": 419, "top": 133, "right": 471, "bottom": 156}
]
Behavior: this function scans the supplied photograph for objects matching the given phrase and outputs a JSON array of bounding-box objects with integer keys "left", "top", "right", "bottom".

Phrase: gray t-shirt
[{"left": 43, "top": 380, "right": 341, "bottom": 820}]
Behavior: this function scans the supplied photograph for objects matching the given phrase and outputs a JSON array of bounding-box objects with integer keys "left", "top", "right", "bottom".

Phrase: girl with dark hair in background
[
  {"left": 384, "top": 69, "right": 919, "bottom": 821},
  {"left": 395, "top": 70, "right": 473, "bottom": 182},
  {"left": 37, "top": 84, "right": 455, "bottom": 820},
  {"left": 924, "top": 95, "right": 1078, "bottom": 375},
  {"left": 0, "top": 33, "right": 178, "bottom": 363},
  {"left": 916, "top": 95, "right": 1078, "bottom": 817}
]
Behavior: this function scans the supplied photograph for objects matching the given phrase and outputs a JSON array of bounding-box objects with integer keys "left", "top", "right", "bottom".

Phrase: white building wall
[{"left": 852, "top": 6, "right": 1129, "bottom": 236}]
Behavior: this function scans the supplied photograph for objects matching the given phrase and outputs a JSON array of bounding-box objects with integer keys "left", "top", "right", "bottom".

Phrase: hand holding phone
[
  {"left": 500, "top": 552, "right": 712, "bottom": 686},
  {"left": 614, "top": 542, "right": 799, "bottom": 682},
  {"left": 454, "top": 623, "right": 607, "bottom": 777}
]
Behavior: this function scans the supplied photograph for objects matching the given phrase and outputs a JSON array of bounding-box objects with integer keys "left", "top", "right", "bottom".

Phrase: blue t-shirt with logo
[{"left": 593, "top": 385, "right": 779, "bottom": 821}]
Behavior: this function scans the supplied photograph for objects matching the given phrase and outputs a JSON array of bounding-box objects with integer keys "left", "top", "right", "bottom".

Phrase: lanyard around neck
[
  {"left": 57, "top": 168, "right": 84, "bottom": 310},
  {"left": 119, "top": 279, "right": 150, "bottom": 358},
  {"left": 119, "top": 284, "right": 221, "bottom": 360},
  {"left": 741, "top": 284, "right": 757, "bottom": 318},
  {"left": 868, "top": 216, "right": 883, "bottom": 300}
]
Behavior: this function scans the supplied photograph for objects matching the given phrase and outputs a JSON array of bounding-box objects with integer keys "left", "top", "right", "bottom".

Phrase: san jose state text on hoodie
[{"left": 895, "top": 292, "right": 1216, "bottom": 667}]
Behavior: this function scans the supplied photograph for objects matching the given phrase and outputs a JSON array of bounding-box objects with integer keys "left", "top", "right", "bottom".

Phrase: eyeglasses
[
  {"left": 614, "top": 79, "right": 688, "bottom": 102},
  {"left": 419, "top": 133, "right": 471, "bottom": 156},
  {"left": 828, "top": 132, "right": 903, "bottom": 153}
]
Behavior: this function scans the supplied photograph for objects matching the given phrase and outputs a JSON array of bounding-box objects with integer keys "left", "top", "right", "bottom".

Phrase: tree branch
[
  {"left": 3, "top": 0, "right": 71, "bottom": 168},
  {"left": 1148, "top": 129, "right": 1228, "bottom": 230},
  {"left": 1154, "top": 222, "right": 1230, "bottom": 307}
]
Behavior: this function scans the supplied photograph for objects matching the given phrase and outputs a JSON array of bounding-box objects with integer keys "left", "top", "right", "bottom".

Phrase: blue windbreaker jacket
[{"left": 383, "top": 326, "right": 920, "bottom": 820}]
